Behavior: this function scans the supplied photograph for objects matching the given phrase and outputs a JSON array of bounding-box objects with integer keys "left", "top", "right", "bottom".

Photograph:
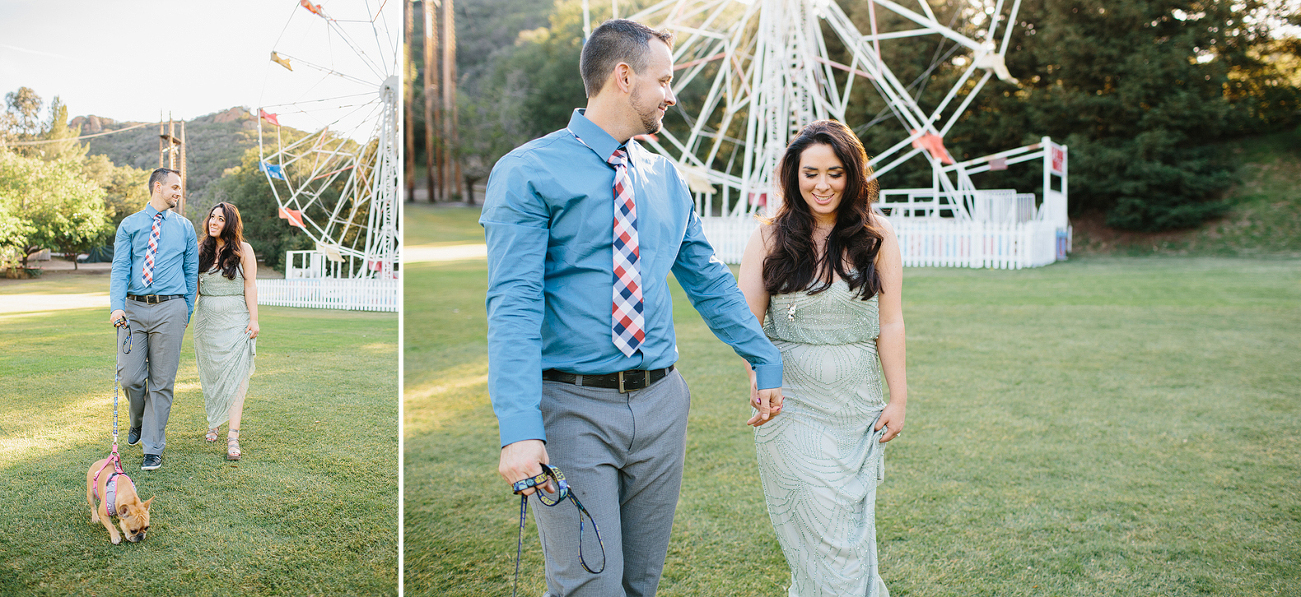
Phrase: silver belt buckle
[{"left": 618, "top": 371, "right": 626, "bottom": 393}]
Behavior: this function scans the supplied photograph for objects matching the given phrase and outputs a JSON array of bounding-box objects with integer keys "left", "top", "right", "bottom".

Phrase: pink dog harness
[{"left": 93, "top": 458, "right": 133, "bottom": 517}]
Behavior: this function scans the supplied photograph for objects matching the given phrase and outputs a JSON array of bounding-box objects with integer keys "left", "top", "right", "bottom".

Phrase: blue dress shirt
[
  {"left": 110, "top": 205, "right": 199, "bottom": 319},
  {"left": 481, "top": 109, "right": 783, "bottom": 447}
]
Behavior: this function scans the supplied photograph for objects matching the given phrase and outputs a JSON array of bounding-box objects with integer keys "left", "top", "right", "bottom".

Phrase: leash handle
[{"left": 511, "top": 465, "right": 607, "bottom": 596}]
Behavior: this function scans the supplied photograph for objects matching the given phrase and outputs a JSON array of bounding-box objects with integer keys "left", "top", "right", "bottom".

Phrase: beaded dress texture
[
  {"left": 756, "top": 278, "right": 889, "bottom": 597},
  {"left": 194, "top": 266, "right": 256, "bottom": 428}
]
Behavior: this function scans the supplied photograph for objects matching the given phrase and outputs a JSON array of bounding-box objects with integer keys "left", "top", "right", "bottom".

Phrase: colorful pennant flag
[
  {"left": 909, "top": 130, "right": 955, "bottom": 165},
  {"left": 278, "top": 207, "right": 305, "bottom": 228},
  {"left": 258, "top": 108, "right": 280, "bottom": 127},
  {"left": 270, "top": 51, "right": 293, "bottom": 71},
  {"left": 259, "top": 161, "right": 287, "bottom": 181},
  {"left": 300, "top": 0, "right": 326, "bottom": 17}
]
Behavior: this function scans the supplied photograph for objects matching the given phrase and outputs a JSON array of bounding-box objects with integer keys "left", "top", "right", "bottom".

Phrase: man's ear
[{"left": 611, "top": 62, "right": 633, "bottom": 94}]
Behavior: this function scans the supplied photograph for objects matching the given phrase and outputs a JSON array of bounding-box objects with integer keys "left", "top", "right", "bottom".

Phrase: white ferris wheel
[
  {"left": 588, "top": 0, "right": 1070, "bottom": 266},
  {"left": 257, "top": 0, "right": 400, "bottom": 279}
]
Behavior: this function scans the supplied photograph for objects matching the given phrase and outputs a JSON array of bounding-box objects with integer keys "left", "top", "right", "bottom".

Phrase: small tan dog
[{"left": 86, "top": 457, "right": 153, "bottom": 544}]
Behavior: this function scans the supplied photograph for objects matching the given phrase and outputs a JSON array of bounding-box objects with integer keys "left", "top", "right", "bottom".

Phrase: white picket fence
[
  {"left": 256, "top": 279, "right": 398, "bottom": 312},
  {"left": 700, "top": 216, "right": 760, "bottom": 264},
  {"left": 700, "top": 216, "right": 1060, "bottom": 269},
  {"left": 892, "top": 218, "right": 1059, "bottom": 269}
]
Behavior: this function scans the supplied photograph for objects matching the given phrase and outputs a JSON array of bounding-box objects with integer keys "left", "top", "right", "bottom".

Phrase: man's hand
[
  {"left": 499, "top": 439, "right": 554, "bottom": 496},
  {"left": 110, "top": 310, "right": 126, "bottom": 326},
  {"left": 748, "top": 387, "right": 784, "bottom": 427}
]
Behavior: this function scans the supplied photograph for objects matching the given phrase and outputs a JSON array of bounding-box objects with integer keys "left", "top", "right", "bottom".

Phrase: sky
[{"left": 0, "top": 0, "right": 401, "bottom": 132}]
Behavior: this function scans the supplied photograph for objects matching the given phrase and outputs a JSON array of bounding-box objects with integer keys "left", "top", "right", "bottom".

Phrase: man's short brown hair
[{"left": 580, "top": 19, "right": 674, "bottom": 97}]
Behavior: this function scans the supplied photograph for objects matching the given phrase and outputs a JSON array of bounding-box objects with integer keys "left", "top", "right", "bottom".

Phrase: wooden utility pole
[
  {"left": 178, "top": 120, "right": 187, "bottom": 216},
  {"left": 441, "top": 0, "right": 463, "bottom": 202},
  {"left": 404, "top": 0, "right": 416, "bottom": 202},
  {"left": 423, "top": 0, "right": 439, "bottom": 201},
  {"left": 157, "top": 112, "right": 186, "bottom": 215}
]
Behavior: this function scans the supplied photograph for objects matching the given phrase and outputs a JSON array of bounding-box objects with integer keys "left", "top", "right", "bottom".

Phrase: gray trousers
[
  {"left": 533, "top": 369, "right": 691, "bottom": 597},
  {"left": 117, "top": 297, "right": 187, "bottom": 456}
]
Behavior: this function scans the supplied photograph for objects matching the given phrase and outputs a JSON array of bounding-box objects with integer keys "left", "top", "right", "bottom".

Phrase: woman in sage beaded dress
[
  {"left": 738, "top": 120, "right": 908, "bottom": 596},
  {"left": 194, "top": 202, "right": 258, "bottom": 461}
]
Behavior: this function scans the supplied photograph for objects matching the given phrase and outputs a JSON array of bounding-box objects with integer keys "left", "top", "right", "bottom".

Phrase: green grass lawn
[
  {"left": 0, "top": 276, "right": 398, "bottom": 596},
  {"left": 403, "top": 203, "right": 484, "bottom": 247},
  {"left": 404, "top": 248, "right": 1301, "bottom": 596}
]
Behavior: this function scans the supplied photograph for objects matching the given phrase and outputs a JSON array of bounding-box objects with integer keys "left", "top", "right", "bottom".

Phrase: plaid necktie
[
  {"left": 608, "top": 148, "right": 644, "bottom": 357},
  {"left": 142, "top": 212, "right": 162, "bottom": 287}
]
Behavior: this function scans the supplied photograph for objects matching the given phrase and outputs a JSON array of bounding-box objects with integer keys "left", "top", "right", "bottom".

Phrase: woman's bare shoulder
[
  {"left": 868, "top": 211, "right": 896, "bottom": 236},
  {"left": 747, "top": 219, "right": 777, "bottom": 246}
]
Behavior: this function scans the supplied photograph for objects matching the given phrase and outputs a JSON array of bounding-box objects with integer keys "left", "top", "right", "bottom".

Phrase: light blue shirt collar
[
  {"left": 568, "top": 109, "right": 625, "bottom": 163},
  {"left": 143, "top": 204, "right": 169, "bottom": 220}
]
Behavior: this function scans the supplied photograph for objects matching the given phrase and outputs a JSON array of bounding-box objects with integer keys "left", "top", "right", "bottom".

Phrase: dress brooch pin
[{"left": 787, "top": 303, "right": 797, "bottom": 321}]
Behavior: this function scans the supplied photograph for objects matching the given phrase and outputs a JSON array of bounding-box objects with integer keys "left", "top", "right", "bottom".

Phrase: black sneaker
[
  {"left": 127, "top": 427, "right": 142, "bottom": 446},
  {"left": 141, "top": 454, "right": 162, "bottom": 471}
]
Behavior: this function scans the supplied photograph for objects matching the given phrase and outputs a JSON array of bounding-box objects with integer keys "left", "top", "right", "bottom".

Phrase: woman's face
[
  {"left": 207, "top": 206, "right": 227, "bottom": 239},
  {"left": 797, "top": 143, "right": 846, "bottom": 225}
]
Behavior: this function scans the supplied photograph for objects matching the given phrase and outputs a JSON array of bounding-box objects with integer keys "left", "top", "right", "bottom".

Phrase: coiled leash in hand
[{"left": 511, "top": 464, "right": 605, "bottom": 597}]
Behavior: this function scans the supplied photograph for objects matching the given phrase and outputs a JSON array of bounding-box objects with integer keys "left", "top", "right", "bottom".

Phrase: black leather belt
[
  {"left": 543, "top": 365, "right": 675, "bottom": 393},
  {"left": 127, "top": 294, "right": 185, "bottom": 304}
]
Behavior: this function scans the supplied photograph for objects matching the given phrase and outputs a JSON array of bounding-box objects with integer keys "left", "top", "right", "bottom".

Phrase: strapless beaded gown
[
  {"left": 194, "top": 267, "right": 256, "bottom": 428},
  {"left": 755, "top": 279, "right": 889, "bottom": 597}
]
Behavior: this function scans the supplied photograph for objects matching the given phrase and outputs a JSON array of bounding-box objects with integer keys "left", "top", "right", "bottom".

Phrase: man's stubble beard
[{"left": 631, "top": 87, "right": 664, "bottom": 136}]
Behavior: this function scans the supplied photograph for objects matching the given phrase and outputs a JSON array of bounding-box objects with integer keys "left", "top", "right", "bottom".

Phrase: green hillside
[{"left": 76, "top": 107, "right": 281, "bottom": 207}]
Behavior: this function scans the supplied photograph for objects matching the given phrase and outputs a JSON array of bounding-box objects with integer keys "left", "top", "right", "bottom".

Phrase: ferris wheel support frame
[
  {"left": 256, "top": 2, "right": 401, "bottom": 281},
  {"left": 603, "top": 0, "right": 1043, "bottom": 224}
]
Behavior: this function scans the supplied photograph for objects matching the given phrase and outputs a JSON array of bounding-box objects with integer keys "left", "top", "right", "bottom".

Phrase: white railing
[
  {"left": 256, "top": 279, "right": 398, "bottom": 312},
  {"left": 700, "top": 216, "right": 760, "bottom": 264},
  {"left": 891, "top": 218, "right": 1059, "bottom": 269},
  {"left": 700, "top": 214, "right": 1061, "bottom": 269}
]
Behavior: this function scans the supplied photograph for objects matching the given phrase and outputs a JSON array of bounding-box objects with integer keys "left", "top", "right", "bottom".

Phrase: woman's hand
[
  {"left": 749, "top": 386, "right": 784, "bottom": 426},
  {"left": 875, "top": 399, "right": 906, "bottom": 442},
  {"left": 246, "top": 320, "right": 260, "bottom": 339}
]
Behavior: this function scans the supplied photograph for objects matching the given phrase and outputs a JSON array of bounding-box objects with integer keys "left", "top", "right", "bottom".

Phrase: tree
[
  {"left": 1, "top": 87, "right": 43, "bottom": 144},
  {"left": 903, "top": 0, "right": 1297, "bottom": 231},
  {"left": 0, "top": 149, "right": 110, "bottom": 270},
  {"left": 81, "top": 154, "right": 149, "bottom": 227},
  {"left": 0, "top": 203, "right": 34, "bottom": 273},
  {"left": 38, "top": 96, "right": 89, "bottom": 162}
]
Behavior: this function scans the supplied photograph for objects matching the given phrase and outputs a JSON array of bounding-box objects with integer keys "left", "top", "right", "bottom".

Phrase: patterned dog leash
[
  {"left": 511, "top": 464, "right": 605, "bottom": 597},
  {"left": 108, "top": 318, "right": 133, "bottom": 473},
  {"left": 93, "top": 317, "right": 134, "bottom": 508}
]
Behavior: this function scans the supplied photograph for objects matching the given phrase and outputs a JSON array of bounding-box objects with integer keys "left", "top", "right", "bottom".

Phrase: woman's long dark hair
[
  {"left": 763, "top": 120, "right": 884, "bottom": 300},
  {"left": 198, "top": 202, "right": 245, "bottom": 280}
]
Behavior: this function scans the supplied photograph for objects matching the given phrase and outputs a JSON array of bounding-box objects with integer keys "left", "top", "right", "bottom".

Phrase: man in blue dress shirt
[
  {"left": 109, "top": 168, "right": 198, "bottom": 471},
  {"left": 482, "top": 19, "right": 784, "bottom": 596}
]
